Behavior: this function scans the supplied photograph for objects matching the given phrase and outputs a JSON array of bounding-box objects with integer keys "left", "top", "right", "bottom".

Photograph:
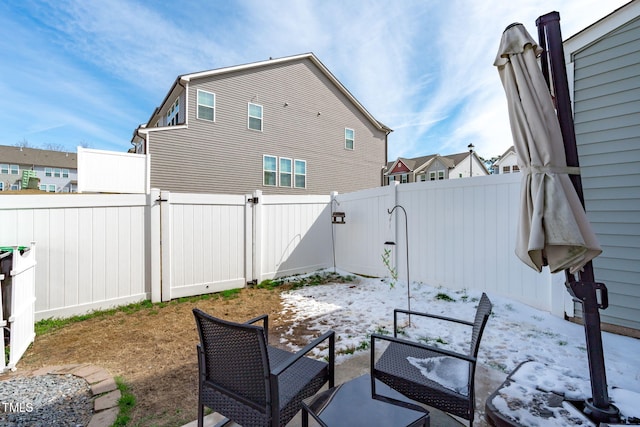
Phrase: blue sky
[{"left": 1, "top": 0, "right": 630, "bottom": 160}]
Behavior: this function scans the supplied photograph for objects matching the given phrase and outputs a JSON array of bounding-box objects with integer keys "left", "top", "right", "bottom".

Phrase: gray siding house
[
  {"left": 132, "top": 53, "right": 391, "bottom": 195},
  {"left": 564, "top": 0, "right": 640, "bottom": 334},
  {"left": 0, "top": 145, "right": 78, "bottom": 193}
]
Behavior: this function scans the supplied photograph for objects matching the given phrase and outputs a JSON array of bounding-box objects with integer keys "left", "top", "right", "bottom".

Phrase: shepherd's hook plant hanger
[{"left": 388, "top": 204, "right": 411, "bottom": 325}]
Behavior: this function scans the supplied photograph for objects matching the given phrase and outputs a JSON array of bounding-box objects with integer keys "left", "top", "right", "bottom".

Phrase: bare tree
[
  {"left": 15, "top": 138, "right": 34, "bottom": 148},
  {"left": 42, "top": 143, "right": 68, "bottom": 152}
]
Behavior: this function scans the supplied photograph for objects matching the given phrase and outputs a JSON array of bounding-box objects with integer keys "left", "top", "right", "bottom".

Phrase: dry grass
[{"left": 15, "top": 285, "right": 316, "bottom": 426}]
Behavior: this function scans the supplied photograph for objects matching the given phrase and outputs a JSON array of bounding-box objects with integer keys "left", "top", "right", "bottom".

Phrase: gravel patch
[{"left": 0, "top": 374, "right": 93, "bottom": 427}]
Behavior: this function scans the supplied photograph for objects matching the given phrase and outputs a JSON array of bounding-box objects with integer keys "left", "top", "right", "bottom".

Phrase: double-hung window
[
  {"left": 197, "top": 90, "right": 215, "bottom": 121},
  {"left": 263, "top": 155, "right": 277, "bottom": 186},
  {"left": 45, "top": 167, "right": 53, "bottom": 177},
  {"left": 437, "top": 170, "right": 444, "bottom": 180},
  {"left": 248, "top": 103, "right": 263, "bottom": 131},
  {"left": 294, "top": 160, "right": 306, "bottom": 189},
  {"left": 1, "top": 164, "right": 19, "bottom": 174},
  {"left": 345, "top": 128, "right": 354, "bottom": 150},
  {"left": 279, "top": 158, "right": 292, "bottom": 187},
  {"left": 62, "top": 169, "right": 69, "bottom": 178},
  {"left": 54, "top": 168, "right": 61, "bottom": 178},
  {"left": 429, "top": 171, "right": 436, "bottom": 181},
  {"left": 167, "top": 98, "right": 179, "bottom": 126}
]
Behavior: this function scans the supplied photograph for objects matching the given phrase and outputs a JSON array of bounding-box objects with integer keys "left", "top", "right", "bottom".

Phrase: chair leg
[{"left": 197, "top": 401, "right": 203, "bottom": 427}]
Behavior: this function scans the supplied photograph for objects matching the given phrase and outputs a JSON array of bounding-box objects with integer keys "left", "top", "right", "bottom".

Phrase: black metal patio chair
[
  {"left": 193, "top": 308, "right": 335, "bottom": 427},
  {"left": 371, "top": 292, "right": 492, "bottom": 426}
]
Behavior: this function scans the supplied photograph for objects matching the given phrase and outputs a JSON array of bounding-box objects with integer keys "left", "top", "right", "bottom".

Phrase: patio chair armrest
[
  {"left": 271, "top": 330, "right": 336, "bottom": 378},
  {"left": 371, "top": 333, "right": 476, "bottom": 364},
  {"left": 392, "top": 308, "right": 473, "bottom": 336},
  {"left": 245, "top": 314, "right": 268, "bottom": 328},
  {"left": 245, "top": 314, "right": 269, "bottom": 344}
]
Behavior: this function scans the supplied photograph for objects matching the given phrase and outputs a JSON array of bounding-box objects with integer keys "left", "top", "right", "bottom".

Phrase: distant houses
[
  {"left": 0, "top": 145, "right": 78, "bottom": 192},
  {"left": 383, "top": 150, "right": 489, "bottom": 185},
  {"left": 492, "top": 146, "right": 520, "bottom": 174}
]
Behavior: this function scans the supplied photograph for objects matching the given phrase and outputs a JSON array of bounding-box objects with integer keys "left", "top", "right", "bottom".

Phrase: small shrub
[{"left": 435, "top": 292, "right": 455, "bottom": 302}]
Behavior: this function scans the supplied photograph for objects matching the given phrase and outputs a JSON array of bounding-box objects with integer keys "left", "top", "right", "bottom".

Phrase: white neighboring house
[
  {"left": 0, "top": 145, "right": 77, "bottom": 192},
  {"left": 384, "top": 150, "right": 489, "bottom": 185},
  {"left": 492, "top": 146, "right": 520, "bottom": 174}
]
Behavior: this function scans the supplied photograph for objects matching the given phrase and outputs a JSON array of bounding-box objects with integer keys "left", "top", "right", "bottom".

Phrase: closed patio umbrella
[
  {"left": 494, "top": 23, "right": 601, "bottom": 274},
  {"left": 494, "top": 17, "right": 620, "bottom": 423}
]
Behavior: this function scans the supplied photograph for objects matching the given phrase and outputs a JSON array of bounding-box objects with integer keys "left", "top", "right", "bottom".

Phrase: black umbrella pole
[
  {"left": 537, "top": 11, "right": 620, "bottom": 423},
  {"left": 566, "top": 272, "right": 619, "bottom": 422}
]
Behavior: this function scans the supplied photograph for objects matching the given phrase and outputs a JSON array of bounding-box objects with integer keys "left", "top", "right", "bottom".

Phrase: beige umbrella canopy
[{"left": 494, "top": 23, "right": 601, "bottom": 274}]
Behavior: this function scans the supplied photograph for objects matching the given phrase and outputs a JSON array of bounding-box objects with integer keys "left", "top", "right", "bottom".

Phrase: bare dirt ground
[{"left": 13, "top": 284, "right": 322, "bottom": 427}]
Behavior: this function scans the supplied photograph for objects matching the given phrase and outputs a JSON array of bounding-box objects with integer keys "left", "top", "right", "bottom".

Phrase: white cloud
[{"left": 2, "top": 0, "right": 631, "bottom": 155}]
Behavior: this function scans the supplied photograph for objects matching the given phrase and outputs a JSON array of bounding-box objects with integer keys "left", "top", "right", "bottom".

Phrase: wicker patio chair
[
  {"left": 371, "top": 292, "right": 492, "bottom": 426},
  {"left": 193, "top": 308, "right": 335, "bottom": 427}
]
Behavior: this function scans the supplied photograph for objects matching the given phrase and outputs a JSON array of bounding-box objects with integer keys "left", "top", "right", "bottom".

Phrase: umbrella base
[
  {"left": 485, "top": 361, "right": 633, "bottom": 426},
  {"left": 584, "top": 398, "right": 620, "bottom": 424}
]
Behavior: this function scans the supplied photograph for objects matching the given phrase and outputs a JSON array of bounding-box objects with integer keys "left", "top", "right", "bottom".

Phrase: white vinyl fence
[
  {"left": 0, "top": 194, "right": 149, "bottom": 321},
  {"left": 1, "top": 245, "right": 37, "bottom": 372},
  {"left": 0, "top": 175, "right": 564, "bottom": 325},
  {"left": 333, "top": 174, "right": 563, "bottom": 312},
  {"left": 77, "top": 147, "right": 149, "bottom": 194}
]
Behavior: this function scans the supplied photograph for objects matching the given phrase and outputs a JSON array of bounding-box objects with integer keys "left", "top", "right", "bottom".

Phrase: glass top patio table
[{"left": 302, "top": 374, "right": 429, "bottom": 427}]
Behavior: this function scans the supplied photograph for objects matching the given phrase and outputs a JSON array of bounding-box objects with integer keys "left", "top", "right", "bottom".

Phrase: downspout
[{"left": 177, "top": 78, "right": 187, "bottom": 126}]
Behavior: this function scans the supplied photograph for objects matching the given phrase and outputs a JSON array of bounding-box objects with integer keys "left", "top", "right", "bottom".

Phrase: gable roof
[
  {"left": 493, "top": 146, "right": 517, "bottom": 167},
  {"left": 142, "top": 53, "right": 392, "bottom": 135},
  {"left": 0, "top": 145, "right": 77, "bottom": 169},
  {"left": 385, "top": 152, "right": 471, "bottom": 175}
]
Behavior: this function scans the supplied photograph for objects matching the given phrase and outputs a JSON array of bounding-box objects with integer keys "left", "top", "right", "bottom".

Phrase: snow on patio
[{"left": 277, "top": 270, "right": 640, "bottom": 422}]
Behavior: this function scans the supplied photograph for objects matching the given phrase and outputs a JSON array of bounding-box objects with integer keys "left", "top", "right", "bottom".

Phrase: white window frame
[
  {"left": 263, "top": 155, "right": 277, "bottom": 186},
  {"left": 11, "top": 183, "right": 20, "bottom": 190},
  {"left": 167, "top": 97, "right": 179, "bottom": 126},
  {"left": 401, "top": 174, "right": 409, "bottom": 183},
  {"left": 1, "top": 164, "right": 19, "bottom": 174},
  {"left": 345, "top": 128, "right": 354, "bottom": 150},
  {"left": 248, "top": 103, "right": 263, "bottom": 131},
  {"left": 279, "top": 157, "right": 292, "bottom": 188},
  {"left": 197, "top": 89, "right": 215, "bottom": 122},
  {"left": 503, "top": 165, "right": 511, "bottom": 174},
  {"left": 437, "top": 170, "right": 445, "bottom": 180},
  {"left": 48, "top": 184, "right": 56, "bottom": 192},
  {"left": 0, "top": 182, "right": 3, "bottom": 191},
  {"left": 62, "top": 169, "right": 69, "bottom": 178},
  {"left": 45, "top": 167, "right": 53, "bottom": 177},
  {"left": 429, "top": 171, "right": 436, "bottom": 181},
  {"left": 54, "top": 168, "right": 61, "bottom": 178},
  {"left": 294, "top": 159, "right": 306, "bottom": 189}
]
